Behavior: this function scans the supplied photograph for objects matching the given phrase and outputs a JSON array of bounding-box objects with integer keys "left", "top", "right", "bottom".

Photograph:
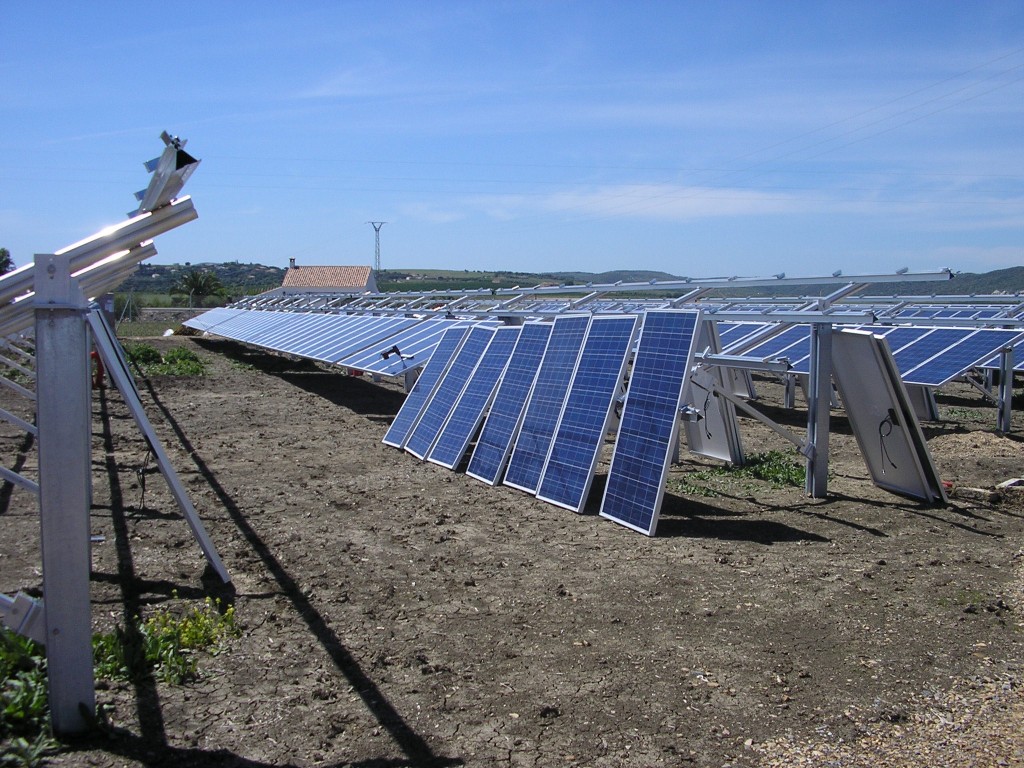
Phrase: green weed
[
  {"left": 1, "top": 629, "right": 56, "bottom": 767},
  {"left": 122, "top": 343, "right": 206, "bottom": 376},
  {"left": 93, "top": 597, "right": 237, "bottom": 685},
  {"left": 670, "top": 450, "right": 806, "bottom": 498},
  {"left": 738, "top": 450, "right": 807, "bottom": 488}
]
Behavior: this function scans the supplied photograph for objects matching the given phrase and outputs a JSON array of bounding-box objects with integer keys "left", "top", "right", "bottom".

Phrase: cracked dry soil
[{"left": 1, "top": 335, "right": 1022, "bottom": 767}]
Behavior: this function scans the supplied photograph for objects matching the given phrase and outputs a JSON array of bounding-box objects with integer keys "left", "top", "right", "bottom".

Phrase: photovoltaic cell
[
  {"left": 405, "top": 326, "right": 496, "bottom": 459},
  {"left": 535, "top": 315, "right": 639, "bottom": 512},
  {"left": 427, "top": 325, "right": 522, "bottom": 469},
  {"left": 504, "top": 315, "right": 590, "bottom": 493},
  {"left": 382, "top": 326, "right": 469, "bottom": 448},
  {"left": 599, "top": 311, "right": 699, "bottom": 535},
  {"left": 466, "top": 323, "right": 553, "bottom": 485}
]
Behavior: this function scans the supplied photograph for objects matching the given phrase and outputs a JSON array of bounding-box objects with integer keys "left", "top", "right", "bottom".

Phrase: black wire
[{"left": 878, "top": 414, "right": 898, "bottom": 473}]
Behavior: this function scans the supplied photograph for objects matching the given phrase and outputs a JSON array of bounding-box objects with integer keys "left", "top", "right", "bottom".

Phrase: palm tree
[{"left": 170, "top": 269, "right": 225, "bottom": 308}]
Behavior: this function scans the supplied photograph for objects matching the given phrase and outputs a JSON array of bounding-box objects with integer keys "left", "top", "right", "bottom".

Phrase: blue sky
[{"left": 2, "top": 2, "right": 1022, "bottom": 279}]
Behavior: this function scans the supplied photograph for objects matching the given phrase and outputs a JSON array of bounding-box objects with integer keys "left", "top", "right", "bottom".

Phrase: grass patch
[
  {"left": 2, "top": 597, "right": 236, "bottom": 764},
  {"left": 123, "top": 343, "right": 206, "bottom": 376},
  {"left": 93, "top": 597, "right": 238, "bottom": 685},
  {"left": 1, "top": 630, "right": 56, "bottom": 766},
  {"left": 669, "top": 450, "right": 806, "bottom": 498}
]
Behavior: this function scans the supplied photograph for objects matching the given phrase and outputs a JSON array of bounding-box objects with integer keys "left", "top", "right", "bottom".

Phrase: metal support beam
[
  {"left": 997, "top": 346, "right": 1015, "bottom": 435},
  {"left": 33, "top": 252, "right": 95, "bottom": 735},
  {"left": 805, "top": 323, "right": 833, "bottom": 497}
]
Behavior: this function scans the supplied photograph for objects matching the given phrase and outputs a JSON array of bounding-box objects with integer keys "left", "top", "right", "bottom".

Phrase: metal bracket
[{"left": 0, "top": 592, "right": 47, "bottom": 645}]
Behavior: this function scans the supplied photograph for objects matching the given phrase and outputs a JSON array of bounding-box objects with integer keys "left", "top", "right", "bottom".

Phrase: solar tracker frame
[
  {"left": 504, "top": 315, "right": 591, "bottom": 494},
  {"left": 405, "top": 326, "right": 497, "bottom": 460},
  {"left": 382, "top": 326, "right": 469, "bottom": 448},
  {"left": 600, "top": 310, "right": 700, "bottom": 535},
  {"left": 466, "top": 322, "right": 553, "bottom": 485},
  {"left": 535, "top": 315, "right": 639, "bottom": 513},
  {"left": 427, "top": 325, "right": 522, "bottom": 469}
]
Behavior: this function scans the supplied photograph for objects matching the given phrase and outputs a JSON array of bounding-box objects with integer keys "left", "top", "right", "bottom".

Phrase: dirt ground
[{"left": 2, "top": 334, "right": 1023, "bottom": 767}]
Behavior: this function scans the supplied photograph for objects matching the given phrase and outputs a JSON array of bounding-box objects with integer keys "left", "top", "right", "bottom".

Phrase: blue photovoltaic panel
[
  {"left": 268, "top": 313, "right": 360, "bottom": 352},
  {"left": 427, "top": 326, "right": 522, "bottom": 469},
  {"left": 599, "top": 311, "right": 699, "bottom": 535},
  {"left": 504, "top": 315, "right": 590, "bottom": 493},
  {"left": 716, "top": 321, "right": 767, "bottom": 348},
  {"left": 299, "top": 315, "right": 391, "bottom": 360},
  {"left": 183, "top": 307, "right": 242, "bottom": 333},
  {"left": 270, "top": 314, "right": 362, "bottom": 357},
  {"left": 467, "top": 323, "right": 553, "bottom": 485},
  {"left": 324, "top": 317, "right": 419, "bottom": 364},
  {"left": 891, "top": 328, "right": 973, "bottom": 374},
  {"left": 382, "top": 326, "right": 469, "bottom": 448},
  {"left": 336, "top": 318, "right": 456, "bottom": 374},
  {"left": 981, "top": 339, "right": 1024, "bottom": 372},
  {"left": 903, "top": 329, "right": 1024, "bottom": 386},
  {"left": 405, "top": 326, "right": 496, "bottom": 459},
  {"left": 536, "top": 315, "right": 639, "bottom": 512},
  {"left": 739, "top": 325, "right": 811, "bottom": 359},
  {"left": 872, "top": 326, "right": 933, "bottom": 354},
  {"left": 209, "top": 309, "right": 290, "bottom": 342}
]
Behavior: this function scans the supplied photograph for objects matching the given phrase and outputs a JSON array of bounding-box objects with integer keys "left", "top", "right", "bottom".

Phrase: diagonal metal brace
[{"left": 0, "top": 591, "right": 47, "bottom": 645}]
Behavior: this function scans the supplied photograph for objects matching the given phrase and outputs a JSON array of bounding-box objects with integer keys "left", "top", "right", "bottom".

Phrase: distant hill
[
  {"left": 863, "top": 266, "right": 1024, "bottom": 297},
  {"left": 116, "top": 262, "right": 1024, "bottom": 299}
]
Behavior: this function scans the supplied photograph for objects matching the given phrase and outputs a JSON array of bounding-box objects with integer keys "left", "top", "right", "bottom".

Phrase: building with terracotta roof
[{"left": 266, "top": 258, "right": 378, "bottom": 297}]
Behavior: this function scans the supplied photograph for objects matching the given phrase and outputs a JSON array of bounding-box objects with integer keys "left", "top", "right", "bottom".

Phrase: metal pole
[
  {"left": 368, "top": 221, "right": 386, "bottom": 273},
  {"left": 805, "top": 323, "right": 832, "bottom": 498},
  {"left": 997, "top": 346, "right": 1014, "bottom": 434},
  {"left": 33, "top": 253, "right": 95, "bottom": 734}
]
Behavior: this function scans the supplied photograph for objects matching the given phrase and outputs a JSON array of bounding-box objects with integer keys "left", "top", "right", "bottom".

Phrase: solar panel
[
  {"left": 504, "top": 315, "right": 590, "bottom": 493},
  {"left": 902, "top": 329, "right": 1024, "bottom": 386},
  {"left": 336, "top": 318, "right": 456, "bottom": 374},
  {"left": 466, "top": 322, "right": 553, "bottom": 485},
  {"left": 872, "top": 326, "right": 933, "bottom": 354},
  {"left": 599, "top": 311, "right": 699, "bottom": 535},
  {"left": 716, "top": 321, "right": 767, "bottom": 348},
  {"left": 891, "top": 328, "right": 973, "bottom": 373},
  {"left": 981, "top": 339, "right": 1024, "bottom": 372},
  {"left": 404, "top": 326, "right": 496, "bottom": 460},
  {"left": 183, "top": 307, "right": 242, "bottom": 333},
  {"left": 302, "top": 317, "right": 409, "bottom": 362},
  {"left": 739, "top": 325, "right": 810, "bottom": 359},
  {"left": 258, "top": 312, "right": 340, "bottom": 349},
  {"left": 285, "top": 316, "right": 369, "bottom": 360},
  {"left": 427, "top": 325, "right": 522, "bottom": 469},
  {"left": 535, "top": 315, "right": 639, "bottom": 512},
  {"left": 382, "top": 326, "right": 469, "bottom": 448}
]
